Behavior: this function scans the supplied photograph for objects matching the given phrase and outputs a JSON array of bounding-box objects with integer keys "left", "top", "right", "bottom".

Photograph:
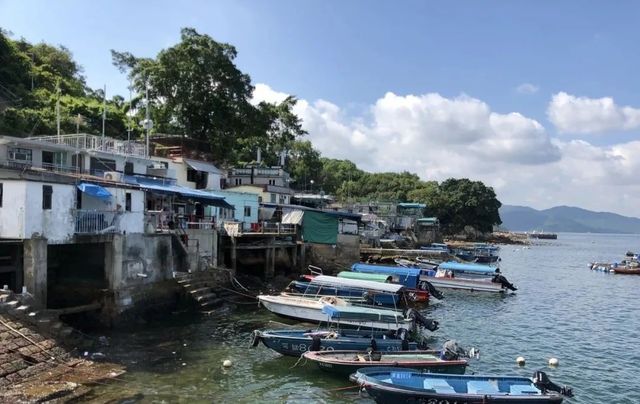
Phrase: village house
[{"left": 0, "top": 134, "right": 232, "bottom": 322}]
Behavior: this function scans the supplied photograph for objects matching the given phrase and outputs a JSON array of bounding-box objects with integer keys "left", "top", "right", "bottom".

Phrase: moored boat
[
  {"left": 302, "top": 349, "right": 468, "bottom": 376},
  {"left": 286, "top": 275, "right": 405, "bottom": 306},
  {"left": 250, "top": 328, "right": 425, "bottom": 357},
  {"left": 350, "top": 264, "right": 444, "bottom": 300},
  {"left": 350, "top": 367, "right": 573, "bottom": 403},
  {"left": 352, "top": 262, "right": 517, "bottom": 294},
  {"left": 257, "top": 294, "right": 438, "bottom": 332}
]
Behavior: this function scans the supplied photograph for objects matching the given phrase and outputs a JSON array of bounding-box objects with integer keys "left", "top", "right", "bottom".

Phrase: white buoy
[
  {"left": 516, "top": 356, "right": 526, "bottom": 366},
  {"left": 549, "top": 357, "right": 559, "bottom": 367},
  {"left": 223, "top": 359, "right": 232, "bottom": 368}
]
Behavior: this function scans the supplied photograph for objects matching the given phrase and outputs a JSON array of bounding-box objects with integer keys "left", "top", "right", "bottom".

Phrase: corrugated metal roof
[
  {"left": 184, "top": 159, "right": 222, "bottom": 174},
  {"left": 281, "top": 209, "right": 304, "bottom": 225}
]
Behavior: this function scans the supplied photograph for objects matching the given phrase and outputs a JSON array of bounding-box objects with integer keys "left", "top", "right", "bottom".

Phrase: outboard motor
[
  {"left": 406, "top": 308, "right": 439, "bottom": 331},
  {"left": 440, "top": 340, "right": 479, "bottom": 360},
  {"left": 492, "top": 274, "right": 518, "bottom": 291},
  {"left": 421, "top": 281, "right": 444, "bottom": 300},
  {"left": 532, "top": 371, "right": 574, "bottom": 397},
  {"left": 397, "top": 328, "right": 410, "bottom": 351}
]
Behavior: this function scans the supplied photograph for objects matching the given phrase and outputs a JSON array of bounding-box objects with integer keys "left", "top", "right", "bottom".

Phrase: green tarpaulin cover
[{"left": 303, "top": 211, "right": 338, "bottom": 244}]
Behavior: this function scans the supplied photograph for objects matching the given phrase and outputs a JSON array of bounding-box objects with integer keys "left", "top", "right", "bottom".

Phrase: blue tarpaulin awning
[
  {"left": 77, "top": 182, "right": 111, "bottom": 201},
  {"left": 135, "top": 180, "right": 234, "bottom": 209}
]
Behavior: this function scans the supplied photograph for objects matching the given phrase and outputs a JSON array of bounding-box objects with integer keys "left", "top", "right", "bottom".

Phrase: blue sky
[{"left": 2, "top": 1, "right": 640, "bottom": 215}]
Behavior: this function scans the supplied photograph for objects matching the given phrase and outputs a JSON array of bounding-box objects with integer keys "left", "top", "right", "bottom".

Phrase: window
[
  {"left": 235, "top": 178, "right": 242, "bottom": 186},
  {"left": 76, "top": 188, "right": 82, "bottom": 209},
  {"left": 124, "top": 162, "right": 134, "bottom": 175},
  {"left": 187, "top": 168, "right": 197, "bottom": 182},
  {"left": 42, "top": 185, "right": 52, "bottom": 210},
  {"left": 125, "top": 192, "right": 132, "bottom": 212},
  {"left": 270, "top": 193, "right": 276, "bottom": 203},
  {"left": 8, "top": 147, "right": 32, "bottom": 162},
  {"left": 0, "top": 183, "right": 3, "bottom": 207},
  {"left": 244, "top": 206, "right": 251, "bottom": 217}
]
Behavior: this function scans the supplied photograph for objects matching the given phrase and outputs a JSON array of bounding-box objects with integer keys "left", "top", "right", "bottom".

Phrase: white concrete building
[{"left": 0, "top": 134, "right": 232, "bottom": 320}]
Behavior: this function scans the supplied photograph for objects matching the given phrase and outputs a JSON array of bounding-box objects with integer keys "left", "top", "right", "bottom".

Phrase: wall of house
[
  {"left": 23, "top": 181, "right": 75, "bottom": 244},
  {"left": 0, "top": 180, "right": 27, "bottom": 239},
  {"left": 206, "top": 190, "right": 259, "bottom": 230},
  {"left": 107, "top": 187, "right": 145, "bottom": 234}
]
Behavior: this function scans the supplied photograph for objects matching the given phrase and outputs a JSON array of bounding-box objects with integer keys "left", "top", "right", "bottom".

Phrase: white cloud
[
  {"left": 253, "top": 84, "right": 640, "bottom": 216},
  {"left": 547, "top": 92, "right": 640, "bottom": 134},
  {"left": 516, "top": 83, "right": 539, "bottom": 94},
  {"left": 251, "top": 83, "right": 289, "bottom": 105}
]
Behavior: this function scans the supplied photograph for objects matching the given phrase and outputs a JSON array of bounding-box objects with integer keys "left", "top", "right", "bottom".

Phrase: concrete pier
[{"left": 23, "top": 238, "right": 47, "bottom": 308}]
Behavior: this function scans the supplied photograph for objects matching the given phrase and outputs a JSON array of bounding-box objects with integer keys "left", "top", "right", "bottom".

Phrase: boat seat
[
  {"left": 467, "top": 380, "right": 500, "bottom": 394},
  {"left": 423, "top": 378, "right": 456, "bottom": 393},
  {"left": 509, "top": 384, "right": 540, "bottom": 395}
]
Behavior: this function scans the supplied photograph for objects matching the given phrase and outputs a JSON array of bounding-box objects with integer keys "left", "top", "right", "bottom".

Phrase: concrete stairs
[
  {"left": 174, "top": 270, "right": 234, "bottom": 315},
  {"left": 0, "top": 288, "right": 78, "bottom": 341}
]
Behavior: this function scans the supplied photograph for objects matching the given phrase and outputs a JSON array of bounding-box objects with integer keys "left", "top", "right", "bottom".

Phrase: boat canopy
[
  {"left": 337, "top": 272, "right": 392, "bottom": 283},
  {"left": 321, "top": 304, "right": 404, "bottom": 322},
  {"left": 350, "top": 264, "right": 422, "bottom": 288},
  {"left": 438, "top": 261, "right": 498, "bottom": 275},
  {"left": 312, "top": 275, "right": 404, "bottom": 293}
]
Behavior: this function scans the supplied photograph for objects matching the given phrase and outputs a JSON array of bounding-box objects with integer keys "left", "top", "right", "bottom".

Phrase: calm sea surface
[{"left": 88, "top": 233, "right": 640, "bottom": 403}]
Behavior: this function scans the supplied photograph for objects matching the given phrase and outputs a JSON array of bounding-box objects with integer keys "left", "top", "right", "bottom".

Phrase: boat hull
[
  {"left": 612, "top": 268, "right": 640, "bottom": 275},
  {"left": 352, "top": 368, "right": 566, "bottom": 404},
  {"left": 258, "top": 295, "right": 413, "bottom": 331},
  {"left": 255, "top": 330, "right": 420, "bottom": 357},
  {"left": 423, "top": 276, "right": 506, "bottom": 293},
  {"left": 303, "top": 350, "right": 467, "bottom": 376}
]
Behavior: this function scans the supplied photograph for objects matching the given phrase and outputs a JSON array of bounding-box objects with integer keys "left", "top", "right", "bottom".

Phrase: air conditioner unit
[{"left": 103, "top": 171, "right": 123, "bottom": 182}]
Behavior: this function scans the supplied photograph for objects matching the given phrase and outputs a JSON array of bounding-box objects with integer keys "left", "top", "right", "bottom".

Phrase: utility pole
[
  {"left": 101, "top": 84, "right": 106, "bottom": 148},
  {"left": 145, "top": 83, "right": 150, "bottom": 157},
  {"left": 127, "top": 81, "right": 132, "bottom": 144},
  {"left": 56, "top": 80, "right": 61, "bottom": 140}
]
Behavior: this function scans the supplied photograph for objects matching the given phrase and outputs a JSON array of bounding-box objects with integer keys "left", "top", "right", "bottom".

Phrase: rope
[
  {"left": 0, "top": 317, "right": 55, "bottom": 360},
  {"left": 289, "top": 352, "right": 307, "bottom": 369},
  {"left": 328, "top": 384, "right": 361, "bottom": 392},
  {"left": 217, "top": 286, "right": 258, "bottom": 300},
  {"left": 232, "top": 277, "right": 250, "bottom": 292}
]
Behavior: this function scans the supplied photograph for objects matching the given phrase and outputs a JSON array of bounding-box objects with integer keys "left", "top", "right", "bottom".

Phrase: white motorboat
[{"left": 256, "top": 294, "right": 434, "bottom": 331}]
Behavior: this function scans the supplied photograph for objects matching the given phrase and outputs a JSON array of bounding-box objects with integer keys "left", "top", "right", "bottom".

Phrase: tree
[
  {"left": 286, "top": 140, "right": 323, "bottom": 190},
  {"left": 320, "top": 158, "right": 364, "bottom": 195},
  {"left": 417, "top": 178, "right": 502, "bottom": 234}
]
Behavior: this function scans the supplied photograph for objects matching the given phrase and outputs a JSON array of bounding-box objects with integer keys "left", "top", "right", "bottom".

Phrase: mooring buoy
[
  {"left": 223, "top": 359, "right": 233, "bottom": 367},
  {"left": 516, "top": 356, "right": 526, "bottom": 366},
  {"left": 549, "top": 357, "right": 559, "bottom": 367}
]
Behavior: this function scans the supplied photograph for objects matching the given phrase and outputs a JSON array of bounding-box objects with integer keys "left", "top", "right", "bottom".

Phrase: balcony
[
  {"left": 74, "top": 210, "right": 117, "bottom": 234},
  {"left": 30, "top": 134, "right": 147, "bottom": 158}
]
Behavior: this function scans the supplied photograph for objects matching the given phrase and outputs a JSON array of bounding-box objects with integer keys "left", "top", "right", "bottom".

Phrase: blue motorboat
[
  {"left": 350, "top": 367, "right": 573, "bottom": 403},
  {"left": 250, "top": 328, "right": 426, "bottom": 357},
  {"left": 454, "top": 243, "right": 501, "bottom": 264},
  {"left": 437, "top": 261, "right": 500, "bottom": 278},
  {"left": 350, "top": 263, "right": 444, "bottom": 300}
]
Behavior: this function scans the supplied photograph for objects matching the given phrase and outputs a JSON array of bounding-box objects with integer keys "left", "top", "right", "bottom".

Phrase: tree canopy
[
  {"left": 0, "top": 30, "right": 130, "bottom": 136},
  {"left": 111, "top": 27, "right": 305, "bottom": 163}
]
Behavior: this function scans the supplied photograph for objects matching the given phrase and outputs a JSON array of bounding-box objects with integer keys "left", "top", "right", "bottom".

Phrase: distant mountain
[{"left": 499, "top": 205, "right": 640, "bottom": 234}]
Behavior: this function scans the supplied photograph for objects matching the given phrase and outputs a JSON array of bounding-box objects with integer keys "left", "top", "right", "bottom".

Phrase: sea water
[{"left": 87, "top": 233, "right": 640, "bottom": 403}]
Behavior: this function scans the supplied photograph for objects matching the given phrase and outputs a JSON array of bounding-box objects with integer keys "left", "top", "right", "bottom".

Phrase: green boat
[
  {"left": 302, "top": 349, "right": 468, "bottom": 376},
  {"left": 337, "top": 271, "right": 393, "bottom": 283}
]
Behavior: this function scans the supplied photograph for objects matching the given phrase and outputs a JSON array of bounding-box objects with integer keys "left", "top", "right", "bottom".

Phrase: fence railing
[
  {"left": 30, "top": 134, "right": 147, "bottom": 157},
  {"left": 74, "top": 210, "right": 117, "bottom": 234}
]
